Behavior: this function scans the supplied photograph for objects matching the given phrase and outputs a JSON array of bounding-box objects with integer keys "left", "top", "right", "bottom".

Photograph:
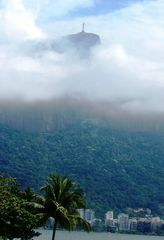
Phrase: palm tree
[{"left": 37, "top": 174, "right": 91, "bottom": 240}]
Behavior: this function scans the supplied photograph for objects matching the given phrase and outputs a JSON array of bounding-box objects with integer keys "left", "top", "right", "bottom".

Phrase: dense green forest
[{"left": 0, "top": 117, "right": 164, "bottom": 218}]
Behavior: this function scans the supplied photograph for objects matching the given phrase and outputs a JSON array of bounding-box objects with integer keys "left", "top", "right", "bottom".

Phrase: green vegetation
[
  {"left": 0, "top": 174, "right": 90, "bottom": 240},
  {"left": 0, "top": 121, "right": 164, "bottom": 217},
  {"left": 38, "top": 174, "right": 90, "bottom": 240},
  {"left": 0, "top": 175, "right": 40, "bottom": 240}
]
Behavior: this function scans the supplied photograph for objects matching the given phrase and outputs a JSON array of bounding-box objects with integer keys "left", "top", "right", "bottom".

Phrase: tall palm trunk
[{"left": 52, "top": 219, "right": 57, "bottom": 240}]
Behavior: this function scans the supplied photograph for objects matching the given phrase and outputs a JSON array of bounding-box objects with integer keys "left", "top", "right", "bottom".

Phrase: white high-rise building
[
  {"left": 118, "top": 213, "right": 129, "bottom": 231},
  {"left": 105, "top": 211, "right": 114, "bottom": 228},
  {"left": 129, "top": 218, "right": 138, "bottom": 232},
  {"left": 151, "top": 217, "right": 161, "bottom": 232},
  {"left": 84, "top": 209, "right": 95, "bottom": 224},
  {"left": 105, "top": 211, "right": 114, "bottom": 220},
  {"left": 78, "top": 209, "right": 85, "bottom": 219}
]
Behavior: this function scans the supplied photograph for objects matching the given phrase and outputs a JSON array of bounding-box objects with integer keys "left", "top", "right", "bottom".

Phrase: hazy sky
[{"left": 0, "top": 0, "right": 164, "bottom": 113}]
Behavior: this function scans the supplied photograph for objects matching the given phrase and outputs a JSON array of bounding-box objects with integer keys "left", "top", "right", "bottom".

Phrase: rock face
[
  {"left": 62, "top": 29, "right": 101, "bottom": 57},
  {"left": 65, "top": 30, "right": 100, "bottom": 49}
]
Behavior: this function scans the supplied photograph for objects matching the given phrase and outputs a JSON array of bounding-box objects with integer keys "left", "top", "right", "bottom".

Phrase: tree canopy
[
  {"left": 0, "top": 122, "right": 163, "bottom": 217},
  {"left": 0, "top": 175, "right": 40, "bottom": 240},
  {"left": 0, "top": 174, "right": 90, "bottom": 240},
  {"left": 38, "top": 174, "right": 91, "bottom": 240}
]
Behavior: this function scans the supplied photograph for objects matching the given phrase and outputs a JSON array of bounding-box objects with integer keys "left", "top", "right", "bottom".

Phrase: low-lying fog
[{"left": 0, "top": 0, "right": 164, "bottom": 120}]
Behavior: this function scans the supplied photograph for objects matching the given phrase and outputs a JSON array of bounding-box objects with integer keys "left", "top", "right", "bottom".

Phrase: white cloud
[
  {"left": 1, "top": 0, "right": 164, "bottom": 113},
  {"left": 0, "top": 0, "right": 46, "bottom": 41},
  {"left": 42, "top": 0, "right": 164, "bottom": 109}
]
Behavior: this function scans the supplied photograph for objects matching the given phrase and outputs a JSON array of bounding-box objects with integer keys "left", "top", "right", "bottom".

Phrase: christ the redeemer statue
[{"left": 82, "top": 23, "right": 85, "bottom": 32}]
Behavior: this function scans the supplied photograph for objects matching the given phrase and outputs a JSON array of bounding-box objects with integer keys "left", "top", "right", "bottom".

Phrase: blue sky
[
  {"left": 0, "top": 0, "right": 146, "bottom": 39},
  {"left": 5, "top": 0, "right": 144, "bottom": 23},
  {"left": 0, "top": 0, "right": 144, "bottom": 28},
  {"left": 70, "top": 0, "right": 143, "bottom": 17}
]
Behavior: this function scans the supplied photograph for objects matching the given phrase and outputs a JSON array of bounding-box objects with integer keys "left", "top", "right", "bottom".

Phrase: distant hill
[{"left": 0, "top": 100, "right": 164, "bottom": 218}]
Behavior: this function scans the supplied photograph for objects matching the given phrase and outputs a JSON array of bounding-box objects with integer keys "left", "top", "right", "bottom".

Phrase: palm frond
[
  {"left": 39, "top": 173, "right": 90, "bottom": 236},
  {"left": 75, "top": 215, "right": 91, "bottom": 232}
]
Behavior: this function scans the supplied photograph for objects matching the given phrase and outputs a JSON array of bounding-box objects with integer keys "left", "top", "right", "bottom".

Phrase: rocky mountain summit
[
  {"left": 27, "top": 25, "right": 101, "bottom": 57},
  {"left": 62, "top": 24, "right": 101, "bottom": 56}
]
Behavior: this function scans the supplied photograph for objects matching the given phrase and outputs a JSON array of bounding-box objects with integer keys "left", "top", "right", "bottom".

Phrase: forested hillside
[{"left": 0, "top": 118, "right": 164, "bottom": 217}]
